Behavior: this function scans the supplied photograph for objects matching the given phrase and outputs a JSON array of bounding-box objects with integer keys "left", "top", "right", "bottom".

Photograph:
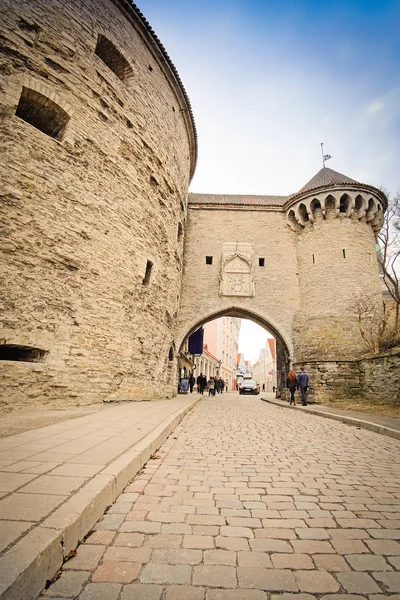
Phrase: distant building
[
  {"left": 252, "top": 338, "right": 276, "bottom": 392},
  {"left": 194, "top": 345, "right": 220, "bottom": 381},
  {"left": 197, "top": 317, "right": 241, "bottom": 390}
]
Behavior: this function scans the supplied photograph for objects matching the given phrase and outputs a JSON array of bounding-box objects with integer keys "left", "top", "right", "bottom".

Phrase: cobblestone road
[{"left": 42, "top": 396, "right": 400, "bottom": 600}]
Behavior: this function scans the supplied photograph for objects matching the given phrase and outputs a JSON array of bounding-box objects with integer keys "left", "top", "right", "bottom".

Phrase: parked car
[{"left": 239, "top": 379, "right": 260, "bottom": 395}]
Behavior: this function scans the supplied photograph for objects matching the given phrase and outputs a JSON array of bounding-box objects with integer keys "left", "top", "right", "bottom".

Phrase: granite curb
[
  {"left": 0, "top": 397, "right": 199, "bottom": 600},
  {"left": 261, "top": 396, "right": 400, "bottom": 441}
]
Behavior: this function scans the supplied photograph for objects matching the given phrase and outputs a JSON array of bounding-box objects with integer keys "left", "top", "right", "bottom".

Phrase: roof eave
[{"left": 285, "top": 182, "right": 388, "bottom": 211}]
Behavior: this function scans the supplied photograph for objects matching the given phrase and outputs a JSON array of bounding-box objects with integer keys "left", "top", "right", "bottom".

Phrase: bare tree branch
[{"left": 376, "top": 191, "right": 400, "bottom": 334}]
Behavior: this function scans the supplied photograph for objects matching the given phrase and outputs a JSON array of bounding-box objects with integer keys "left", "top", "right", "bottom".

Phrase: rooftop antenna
[{"left": 320, "top": 142, "right": 332, "bottom": 168}]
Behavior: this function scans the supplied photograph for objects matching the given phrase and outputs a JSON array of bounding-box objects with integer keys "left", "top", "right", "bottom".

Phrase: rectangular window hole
[
  {"left": 343, "top": 249, "right": 346, "bottom": 258},
  {"left": 143, "top": 260, "right": 153, "bottom": 285},
  {"left": 312, "top": 254, "right": 315, "bottom": 264},
  {"left": 206, "top": 256, "right": 213, "bottom": 265},
  {"left": 258, "top": 258, "right": 265, "bottom": 267},
  {"left": 95, "top": 34, "right": 133, "bottom": 83},
  {"left": 15, "top": 87, "right": 70, "bottom": 141},
  {"left": 0, "top": 344, "right": 47, "bottom": 363}
]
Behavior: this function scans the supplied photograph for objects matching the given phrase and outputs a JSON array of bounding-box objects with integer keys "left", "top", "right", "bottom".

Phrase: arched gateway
[
  {"left": 176, "top": 168, "right": 387, "bottom": 401},
  {"left": 177, "top": 307, "right": 291, "bottom": 394}
]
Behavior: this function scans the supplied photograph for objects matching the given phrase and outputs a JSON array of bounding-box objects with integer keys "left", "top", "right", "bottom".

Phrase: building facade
[
  {"left": 252, "top": 339, "right": 276, "bottom": 392},
  {"left": 194, "top": 346, "right": 220, "bottom": 383},
  {"left": 200, "top": 317, "right": 240, "bottom": 391}
]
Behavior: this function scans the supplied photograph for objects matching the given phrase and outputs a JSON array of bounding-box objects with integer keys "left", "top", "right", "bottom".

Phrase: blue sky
[
  {"left": 137, "top": 0, "right": 400, "bottom": 362},
  {"left": 138, "top": 0, "right": 400, "bottom": 197}
]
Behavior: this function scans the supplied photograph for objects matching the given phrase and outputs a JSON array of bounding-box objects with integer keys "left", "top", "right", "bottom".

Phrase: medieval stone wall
[
  {"left": 359, "top": 348, "right": 400, "bottom": 403},
  {"left": 294, "top": 213, "right": 383, "bottom": 361},
  {"left": 0, "top": 0, "right": 194, "bottom": 406},
  {"left": 177, "top": 206, "right": 300, "bottom": 355},
  {"left": 294, "top": 348, "right": 400, "bottom": 404}
]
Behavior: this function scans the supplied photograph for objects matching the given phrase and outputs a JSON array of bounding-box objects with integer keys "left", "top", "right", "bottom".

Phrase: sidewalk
[
  {"left": 0, "top": 396, "right": 198, "bottom": 600},
  {"left": 261, "top": 395, "right": 400, "bottom": 440}
]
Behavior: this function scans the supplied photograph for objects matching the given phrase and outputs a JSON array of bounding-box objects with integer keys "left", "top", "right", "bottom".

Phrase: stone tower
[
  {"left": 286, "top": 167, "right": 387, "bottom": 394},
  {"left": 0, "top": 0, "right": 196, "bottom": 406}
]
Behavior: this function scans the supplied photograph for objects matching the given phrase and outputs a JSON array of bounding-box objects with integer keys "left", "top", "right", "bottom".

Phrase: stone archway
[{"left": 178, "top": 306, "right": 291, "bottom": 396}]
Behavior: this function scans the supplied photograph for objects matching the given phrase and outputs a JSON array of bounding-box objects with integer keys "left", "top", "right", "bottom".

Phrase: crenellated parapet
[{"left": 285, "top": 168, "right": 387, "bottom": 235}]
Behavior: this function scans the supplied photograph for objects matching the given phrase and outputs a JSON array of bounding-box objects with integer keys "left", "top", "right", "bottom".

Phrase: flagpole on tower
[{"left": 320, "top": 142, "right": 332, "bottom": 168}]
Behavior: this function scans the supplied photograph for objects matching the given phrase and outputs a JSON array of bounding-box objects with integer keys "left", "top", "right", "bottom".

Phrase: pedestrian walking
[
  {"left": 189, "top": 374, "right": 195, "bottom": 393},
  {"left": 219, "top": 378, "right": 224, "bottom": 393},
  {"left": 200, "top": 374, "right": 207, "bottom": 395},
  {"left": 225, "top": 380, "right": 228, "bottom": 392},
  {"left": 262, "top": 383, "right": 265, "bottom": 392},
  {"left": 208, "top": 376, "right": 215, "bottom": 396},
  {"left": 286, "top": 370, "right": 298, "bottom": 405},
  {"left": 297, "top": 367, "right": 310, "bottom": 406},
  {"left": 196, "top": 373, "right": 202, "bottom": 394}
]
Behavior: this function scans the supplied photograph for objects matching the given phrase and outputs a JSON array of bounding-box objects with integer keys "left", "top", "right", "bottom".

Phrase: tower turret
[{"left": 286, "top": 167, "right": 387, "bottom": 362}]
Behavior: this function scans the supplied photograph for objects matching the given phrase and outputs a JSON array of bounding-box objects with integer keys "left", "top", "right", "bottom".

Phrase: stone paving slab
[
  {"left": 0, "top": 396, "right": 198, "bottom": 600},
  {"left": 38, "top": 395, "right": 400, "bottom": 600}
]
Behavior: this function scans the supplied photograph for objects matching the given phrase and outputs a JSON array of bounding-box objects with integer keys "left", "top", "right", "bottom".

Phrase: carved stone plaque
[{"left": 220, "top": 242, "right": 255, "bottom": 297}]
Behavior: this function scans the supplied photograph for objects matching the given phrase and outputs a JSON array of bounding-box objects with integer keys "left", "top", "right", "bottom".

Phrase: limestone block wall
[
  {"left": 290, "top": 200, "right": 384, "bottom": 361},
  {"left": 359, "top": 348, "right": 400, "bottom": 402},
  {"left": 293, "top": 347, "right": 400, "bottom": 404},
  {"left": 177, "top": 206, "right": 300, "bottom": 358},
  {"left": 0, "top": 0, "right": 195, "bottom": 406},
  {"left": 293, "top": 360, "right": 361, "bottom": 403}
]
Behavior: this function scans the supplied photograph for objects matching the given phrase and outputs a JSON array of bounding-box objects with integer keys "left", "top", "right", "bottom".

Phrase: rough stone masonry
[{"left": 0, "top": 0, "right": 394, "bottom": 406}]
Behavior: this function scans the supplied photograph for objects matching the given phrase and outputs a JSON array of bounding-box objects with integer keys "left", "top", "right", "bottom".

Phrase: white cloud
[{"left": 367, "top": 101, "right": 385, "bottom": 115}]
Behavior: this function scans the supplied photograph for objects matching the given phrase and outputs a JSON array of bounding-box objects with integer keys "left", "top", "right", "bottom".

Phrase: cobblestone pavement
[{"left": 41, "top": 395, "right": 400, "bottom": 600}]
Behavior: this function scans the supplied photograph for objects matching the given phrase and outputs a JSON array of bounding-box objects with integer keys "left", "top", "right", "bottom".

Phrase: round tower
[
  {"left": 286, "top": 167, "right": 387, "bottom": 373},
  {"left": 0, "top": 0, "right": 196, "bottom": 405}
]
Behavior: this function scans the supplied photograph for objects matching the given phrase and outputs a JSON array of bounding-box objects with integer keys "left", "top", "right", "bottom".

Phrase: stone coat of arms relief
[{"left": 219, "top": 242, "right": 255, "bottom": 297}]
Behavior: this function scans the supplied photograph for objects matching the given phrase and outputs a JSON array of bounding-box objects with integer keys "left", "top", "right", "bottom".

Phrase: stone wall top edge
[
  {"left": 286, "top": 183, "right": 388, "bottom": 211},
  {"left": 293, "top": 359, "right": 359, "bottom": 365},
  {"left": 187, "top": 205, "right": 286, "bottom": 212},
  {"left": 358, "top": 346, "right": 400, "bottom": 361},
  {"left": 113, "top": 0, "right": 197, "bottom": 179},
  {"left": 295, "top": 346, "right": 400, "bottom": 366}
]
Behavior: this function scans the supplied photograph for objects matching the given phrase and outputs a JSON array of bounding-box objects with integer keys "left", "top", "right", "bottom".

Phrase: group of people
[
  {"left": 286, "top": 367, "right": 310, "bottom": 406},
  {"left": 195, "top": 373, "right": 227, "bottom": 396}
]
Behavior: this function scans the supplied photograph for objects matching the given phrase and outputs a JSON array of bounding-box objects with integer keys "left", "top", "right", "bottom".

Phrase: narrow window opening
[
  {"left": 0, "top": 344, "right": 47, "bottom": 363},
  {"left": 339, "top": 196, "right": 349, "bottom": 213},
  {"left": 95, "top": 34, "right": 133, "bottom": 83},
  {"left": 258, "top": 258, "right": 265, "bottom": 267},
  {"left": 15, "top": 87, "right": 70, "bottom": 141},
  {"left": 312, "top": 254, "right": 315, "bottom": 264},
  {"left": 298, "top": 203, "right": 309, "bottom": 223},
  {"left": 342, "top": 249, "right": 346, "bottom": 258},
  {"left": 205, "top": 256, "right": 213, "bottom": 265},
  {"left": 168, "top": 347, "right": 174, "bottom": 361},
  {"left": 148, "top": 65, "right": 153, "bottom": 72},
  {"left": 143, "top": 260, "right": 153, "bottom": 285},
  {"left": 177, "top": 222, "right": 183, "bottom": 241}
]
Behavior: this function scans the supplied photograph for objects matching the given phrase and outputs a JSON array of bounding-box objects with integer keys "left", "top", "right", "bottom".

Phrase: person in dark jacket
[
  {"left": 286, "top": 370, "right": 298, "bottom": 405},
  {"left": 189, "top": 374, "right": 195, "bottom": 393},
  {"left": 196, "top": 373, "right": 202, "bottom": 394},
  {"left": 297, "top": 367, "right": 310, "bottom": 406}
]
